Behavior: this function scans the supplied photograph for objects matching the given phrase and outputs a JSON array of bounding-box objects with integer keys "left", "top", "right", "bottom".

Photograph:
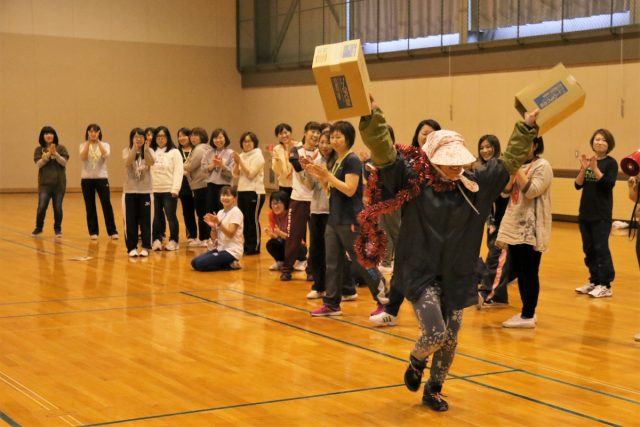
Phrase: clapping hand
[
  {"left": 48, "top": 144, "right": 57, "bottom": 156},
  {"left": 579, "top": 154, "right": 591, "bottom": 170},
  {"left": 204, "top": 212, "right": 219, "bottom": 228},
  {"left": 306, "top": 163, "right": 330, "bottom": 183}
]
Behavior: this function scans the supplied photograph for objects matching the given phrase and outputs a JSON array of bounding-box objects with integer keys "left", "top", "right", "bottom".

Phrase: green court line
[{"left": 0, "top": 411, "right": 21, "bottom": 427}]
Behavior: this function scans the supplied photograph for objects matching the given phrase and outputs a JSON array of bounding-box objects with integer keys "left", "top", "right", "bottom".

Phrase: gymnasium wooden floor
[{"left": 0, "top": 193, "right": 638, "bottom": 426}]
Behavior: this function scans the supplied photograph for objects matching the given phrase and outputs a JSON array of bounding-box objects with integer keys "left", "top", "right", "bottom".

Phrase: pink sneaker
[
  {"left": 370, "top": 303, "right": 385, "bottom": 316},
  {"left": 311, "top": 305, "right": 342, "bottom": 317}
]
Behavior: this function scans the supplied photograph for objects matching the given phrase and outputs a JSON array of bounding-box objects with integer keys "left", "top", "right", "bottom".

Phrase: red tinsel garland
[{"left": 355, "top": 144, "right": 456, "bottom": 268}]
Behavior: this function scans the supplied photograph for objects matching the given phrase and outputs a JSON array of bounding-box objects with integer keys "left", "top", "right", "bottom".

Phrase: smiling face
[
  {"left": 213, "top": 133, "right": 226, "bottom": 150},
  {"left": 220, "top": 191, "right": 236, "bottom": 209},
  {"left": 277, "top": 128, "right": 291, "bottom": 145},
  {"left": 318, "top": 134, "right": 332, "bottom": 158},
  {"left": 242, "top": 135, "right": 255, "bottom": 152},
  {"left": 592, "top": 133, "right": 609, "bottom": 157},
  {"left": 43, "top": 132, "right": 55, "bottom": 144},
  {"left": 330, "top": 130, "right": 348, "bottom": 155},
  {"left": 155, "top": 130, "right": 168, "bottom": 148},
  {"left": 437, "top": 165, "right": 463, "bottom": 180},
  {"left": 270, "top": 199, "right": 285, "bottom": 215},
  {"left": 133, "top": 133, "right": 145, "bottom": 149},
  {"left": 479, "top": 139, "right": 495, "bottom": 162},
  {"left": 177, "top": 131, "right": 190, "bottom": 148},
  {"left": 304, "top": 128, "right": 320, "bottom": 149},
  {"left": 417, "top": 124, "right": 435, "bottom": 147},
  {"left": 88, "top": 129, "right": 100, "bottom": 142}
]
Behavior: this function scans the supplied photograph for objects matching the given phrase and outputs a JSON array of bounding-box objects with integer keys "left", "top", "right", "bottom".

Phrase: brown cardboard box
[
  {"left": 312, "top": 39, "right": 371, "bottom": 121},
  {"left": 515, "top": 63, "right": 586, "bottom": 134}
]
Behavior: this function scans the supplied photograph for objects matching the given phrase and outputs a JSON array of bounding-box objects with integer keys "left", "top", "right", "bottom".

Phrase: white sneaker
[
  {"left": 502, "top": 314, "right": 536, "bottom": 328},
  {"left": 152, "top": 240, "right": 163, "bottom": 251},
  {"left": 165, "top": 240, "right": 179, "bottom": 251},
  {"left": 188, "top": 239, "right": 202, "bottom": 247},
  {"left": 369, "top": 311, "right": 397, "bottom": 327},
  {"left": 293, "top": 260, "right": 307, "bottom": 271},
  {"left": 575, "top": 282, "right": 595, "bottom": 294},
  {"left": 378, "top": 265, "right": 393, "bottom": 275},
  {"left": 306, "top": 290, "right": 325, "bottom": 299},
  {"left": 139, "top": 249, "right": 149, "bottom": 257},
  {"left": 269, "top": 261, "right": 283, "bottom": 271},
  {"left": 110, "top": 234, "right": 119, "bottom": 240},
  {"left": 90, "top": 234, "right": 98, "bottom": 240},
  {"left": 588, "top": 285, "right": 612, "bottom": 298},
  {"left": 128, "top": 249, "right": 138, "bottom": 257},
  {"left": 341, "top": 293, "right": 358, "bottom": 302},
  {"left": 635, "top": 332, "right": 640, "bottom": 342}
]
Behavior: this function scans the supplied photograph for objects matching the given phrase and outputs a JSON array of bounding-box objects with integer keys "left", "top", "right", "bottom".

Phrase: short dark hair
[
  {"left": 274, "top": 123, "right": 292, "bottom": 136},
  {"left": 533, "top": 136, "right": 545, "bottom": 156},
  {"left": 330, "top": 121, "right": 356, "bottom": 148},
  {"left": 129, "top": 127, "right": 145, "bottom": 149},
  {"left": 477, "top": 134, "right": 501, "bottom": 164},
  {"left": 269, "top": 190, "right": 290, "bottom": 209},
  {"left": 239, "top": 131, "right": 259, "bottom": 148},
  {"left": 304, "top": 121, "right": 322, "bottom": 132},
  {"left": 38, "top": 126, "right": 59, "bottom": 147},
  {"left": 177, "top": 127, "right": 191, "bottom": 138},
  {"left": 220, "top": 185, "right": 236, "bottom": 198},
  {"left": 210, "top": 128, "right": 231, "bottom": 148},
  {"left": 590, "top": 129, "right": 615, "bottom": 153},
  {"left": 151, "top": 126, "right": 176, "bottom": 151},
  {"left": 85, "top": 123, "right": 102, "bottom": 141},
  {"left": 411, "top": 119, "right": 441, "bottom": 147},
  {"left": 191, "top": 127, "right": 209, "bottom": 145}
]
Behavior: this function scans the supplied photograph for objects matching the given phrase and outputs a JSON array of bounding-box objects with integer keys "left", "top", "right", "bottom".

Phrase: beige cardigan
[{"left": 497, "top": 158, "right": 553, "bottom": 252}]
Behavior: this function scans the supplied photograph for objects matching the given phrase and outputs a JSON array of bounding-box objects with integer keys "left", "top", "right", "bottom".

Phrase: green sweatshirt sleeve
[
  {"left": 500, "top": 121, "right": 538, "bottom": 174},
  {"left": 358, "top": 107, "right": 397, "bottom": 167}
]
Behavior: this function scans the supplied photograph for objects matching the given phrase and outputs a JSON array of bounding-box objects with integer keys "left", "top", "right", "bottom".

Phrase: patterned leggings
[{"left": 410, "top": 286, "right": 463, "bottom": 387}]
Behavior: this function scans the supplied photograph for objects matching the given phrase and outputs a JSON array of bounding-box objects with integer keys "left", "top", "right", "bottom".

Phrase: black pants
[
  {"left": 179, "top": 177, "right": 197, "bottom": 239},
  {"left": 206, "top": 183, "right": 224, "bottom": 217},
  {"left": 153, "top": 193, "right": 179, "bottom": 242},
  {"left": 323, "top": 224, "right": 383, "bottom": 307},
  {"left": 123, "top": 193, "right": 152, "bottom": 252},
  {"left": 509, "top": 244, "right": 541, "bottom": 319},
  {"left": 478, "top": 227, "right": 510, "bottom": 303},
  {"left": 309, "top": 214, "right": 328, "bottom": 291},
  {"left": 383, "top": 277, "right": 405, "bottom": 316},
  {"left": 81, "top": 178, "right": 117, "bottom": 236},
  {"left": 266, "top": 238, "right": 306, "bottom": 262},
  {"left": 193, "top": 187, "right": 209, "bottom": 241},
  {"left": 579, "top": 219, "right": 615, "bottom": 287},
  {"left": 238, "top": 191, "right": 265, "bottom": 254}
]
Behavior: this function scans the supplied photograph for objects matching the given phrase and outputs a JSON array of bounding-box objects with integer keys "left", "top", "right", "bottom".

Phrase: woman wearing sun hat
[{"left": 357, "top": 96, "right": 539, "bottom": 411}]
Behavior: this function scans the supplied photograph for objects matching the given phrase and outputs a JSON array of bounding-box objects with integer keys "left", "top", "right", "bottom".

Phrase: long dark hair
[
  {"left": 129, "top": 127, "right": 146, "bottom": 159},
  {"left": 38, "top": 126, "right": 59, "bottom": 147},
  {"left": 151, "top": 126, "right": 176, "bottom": 151},
  {"left": 411, "top": 119, "right": 441, "bottom": 147},
  {"left": 477, "top": 134, "right": 501, "bottom": 164}
]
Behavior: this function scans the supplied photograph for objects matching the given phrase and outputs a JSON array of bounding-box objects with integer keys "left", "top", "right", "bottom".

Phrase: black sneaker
[
  {"left": 31, "top": 228, "right": 43, "bottom": 237},
  {"left": 280, "top": 272, "right": 292, "bottom": 281},
  {"left": 403, "top": 355, "right": 426, "bottom": 392},
  {"left": 422, "top": 384, "right": 448, "bottom": 411}
]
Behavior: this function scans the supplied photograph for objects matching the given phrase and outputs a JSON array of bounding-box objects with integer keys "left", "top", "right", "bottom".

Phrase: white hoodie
[{"left": 151, "top": 147, "right": 184, "bottom": 194}]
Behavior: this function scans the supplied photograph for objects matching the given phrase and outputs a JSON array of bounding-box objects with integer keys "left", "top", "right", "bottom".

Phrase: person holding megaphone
[{"left": 574, "top": 129, "right": 618, "bottom": 298}]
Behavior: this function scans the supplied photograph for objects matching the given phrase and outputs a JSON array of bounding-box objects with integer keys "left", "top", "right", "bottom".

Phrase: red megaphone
[{"left": 621, "top": 151, "right": 640, "bottom": 176}]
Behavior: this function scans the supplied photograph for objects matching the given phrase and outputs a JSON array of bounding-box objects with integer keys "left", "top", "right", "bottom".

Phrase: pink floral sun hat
[{"left": 423, "top": 130, "right": 476, "bottom": 166}]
